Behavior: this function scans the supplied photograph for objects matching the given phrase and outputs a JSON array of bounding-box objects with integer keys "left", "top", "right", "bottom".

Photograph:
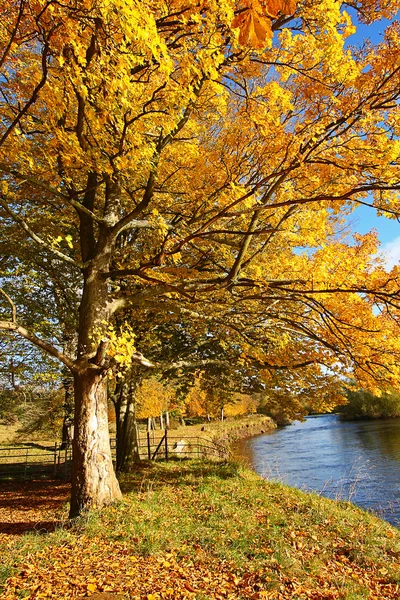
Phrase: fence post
[
  {"left": 58, "top": 445, "right": 61, "bottom": 474},
  {"left": 54, "top": 443, "right": 58, "bottom": 476},
  {"left": 24, "top": 446, "right": 29, "bottom": 479},
  {"left": 64, "top": 444, "right": 68, "bottom": 478},
  {"left": 147, "top": 430, "right": 151, "bottom": 460},
  {"left": 165, "top": 429, "right": 168, "bottom": 461},
  {"left": 136, "top": 423, "right": 140, "bottom": 456}
]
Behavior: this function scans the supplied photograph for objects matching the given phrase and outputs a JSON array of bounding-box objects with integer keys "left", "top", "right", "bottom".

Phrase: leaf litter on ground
[{"left": 1, "top": 460, "right": 399, "bottom": 599}]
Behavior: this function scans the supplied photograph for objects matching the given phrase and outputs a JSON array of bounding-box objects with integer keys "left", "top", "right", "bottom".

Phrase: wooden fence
[
  {"left": 0, "top": 432, "right": 227, "bottom": 481},
  {"left": 0, "top": 443, "right": 72, "bottom": 480},
  {"left": 136, "top": 430, "right": 228, "bottom": 461}
]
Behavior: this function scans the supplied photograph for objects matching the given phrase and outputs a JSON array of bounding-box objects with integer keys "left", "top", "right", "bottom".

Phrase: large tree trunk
[
  {"left": 69, "top": 207, "right": 123, "bottom": 517},
  {"left": 69, "top": 368, "right": 122, "bottom": 517},
  {"left": 114, "top": 376, "right": 141, "bottom": 472}
]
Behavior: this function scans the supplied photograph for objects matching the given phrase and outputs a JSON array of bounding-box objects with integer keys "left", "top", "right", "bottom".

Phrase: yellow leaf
[
  {"left": 386, "top": 529, "right": 395, "bottom": 538},
  {"left": 87, "top": 583, "right": 97, "bottom": 592}
]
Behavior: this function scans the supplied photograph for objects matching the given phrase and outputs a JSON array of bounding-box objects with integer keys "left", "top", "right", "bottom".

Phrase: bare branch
[
  {"left": 0, "top": 288, "right": 16, "bottom": 323},
  {"left": 0, "top": 321, "right": 75, "bottom": 371}
]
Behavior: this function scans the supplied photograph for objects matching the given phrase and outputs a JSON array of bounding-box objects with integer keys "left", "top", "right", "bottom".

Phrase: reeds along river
[{"left": 233, "top": 413, "right": 400, "bottom": 527}]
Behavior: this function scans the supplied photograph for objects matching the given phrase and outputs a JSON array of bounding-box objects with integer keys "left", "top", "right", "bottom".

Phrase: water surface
[{"left": 234, "top": 414, "right": 400, "bottom": 526}]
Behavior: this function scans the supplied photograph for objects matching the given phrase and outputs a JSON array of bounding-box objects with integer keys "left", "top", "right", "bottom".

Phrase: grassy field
[
  {"left": 0, "top": 423, "right": 24, "bottom": 444},
  {"left": 167, "top": 414, "right": 276, "bottom": 442},
  {"left": 1, "top": 459, "right": 399, "bottom": 599},
  {"left": 0, "top": 414, "right": 275, "bottom": 453},
  {"left": 0, "top": 422, "right": 58, "bottom": 445}
]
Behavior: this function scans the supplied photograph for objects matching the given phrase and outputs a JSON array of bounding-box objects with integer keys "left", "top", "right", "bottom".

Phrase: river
[{"left": 234, "top": 414, "right": 400, "bottom": 526}]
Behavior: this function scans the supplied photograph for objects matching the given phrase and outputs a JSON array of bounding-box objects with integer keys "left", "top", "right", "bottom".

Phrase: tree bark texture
[
  {"left": 115, "top": 378, "right": 141, "bottom": 472},
  {"left": 69, "top": 369, "right": 121, "bottom": 517},
  {"left": 69, "top": 225, "right": 122, "bottom": 517}
]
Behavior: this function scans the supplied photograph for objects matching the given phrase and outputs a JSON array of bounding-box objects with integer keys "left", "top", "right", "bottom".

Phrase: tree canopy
[{"left": 1, "top": 0, "right": 400, "bottom": 514}]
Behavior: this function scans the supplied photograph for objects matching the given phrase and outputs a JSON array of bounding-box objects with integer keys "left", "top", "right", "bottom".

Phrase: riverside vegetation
[
  {"left": 1, "top": 459, "right": 399, "bottom": 600},
  {"left": 339, "top": 389, "right": 400, "bottom": 421}
]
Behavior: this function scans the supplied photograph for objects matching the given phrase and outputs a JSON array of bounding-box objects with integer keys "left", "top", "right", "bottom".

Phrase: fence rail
[
  {"left": 124, "top": 431, "right": 228, "bottom": 462},
  {"left": 0, "top": 443, "right": 72, "bottom": 479},
  {"left": 0, "top": 431, "right": 227, "bottom": 481}
]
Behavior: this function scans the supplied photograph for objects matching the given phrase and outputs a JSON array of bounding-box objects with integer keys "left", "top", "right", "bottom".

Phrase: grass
[
  {"left": 0, "top": 423, "right": 22, "bottom": 444},
  {"left": 1, "top": 459, "right": 400, "bottom": 599},
  {"left": 0, "top": 414, "right": 273, "bottom": 448},
  {"left": 0, "top": 422, "right": 57, "bottom": 445}
]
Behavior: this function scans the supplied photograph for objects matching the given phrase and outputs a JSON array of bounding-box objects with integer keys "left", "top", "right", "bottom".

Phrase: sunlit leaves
[
  {"left": 231, "top": 0, "right": 296, "bottom": 48},
  {"left": 1, "top": 0, "right": 400, "bottom": 408}
]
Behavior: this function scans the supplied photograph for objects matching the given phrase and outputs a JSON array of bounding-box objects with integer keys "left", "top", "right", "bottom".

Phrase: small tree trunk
[
  {"left": 115, "top": 377, "right": 141, "bottom": 472},
  {"left": 69, "top": 369, "right": 122, "bottom": 518},
  {"left": 61, "top": 372, "right": 74, "bottom": 450},
  {"left": 165, "top": 411, "right": 170, "bottom": 429},
  {"left": 160, "top": 412, "right": 164, "bottom": 429}
]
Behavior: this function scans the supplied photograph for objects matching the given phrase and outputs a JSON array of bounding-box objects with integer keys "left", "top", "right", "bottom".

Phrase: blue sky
[
  {"left": 344, "top": 10, "right": 400, "bottom": 270},
  {"left": 351, "top": 205, "right": 400, "bottom": 269}
]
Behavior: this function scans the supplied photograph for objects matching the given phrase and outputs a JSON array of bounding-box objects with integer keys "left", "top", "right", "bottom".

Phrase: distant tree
[{"left": 341, "top": 388, "right": 400, "bottom": 420}]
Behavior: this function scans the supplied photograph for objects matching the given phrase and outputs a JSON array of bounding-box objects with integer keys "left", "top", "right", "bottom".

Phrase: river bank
[
  {"left": 2, "top": 459, "right": 399, "bottom": 599},
  {"left": 234, "top": 414, "right": 400, "bottom": 527},
  {"left": 170, "top": 413, "right": 277, "bottom": 446}
]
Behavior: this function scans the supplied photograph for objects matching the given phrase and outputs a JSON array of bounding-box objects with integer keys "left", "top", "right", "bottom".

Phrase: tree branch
[
  {"left": 0, "top": 288, "right": 16, "bottom": 323},
  {"left": 0, "top": 39, "right": 50, "bottom": 147},
  {"left": 0, "top": 197, "right": 81, "bottom": 267},
  {"left": 0, "top": 321, "right": 75, "bottom": 371}
]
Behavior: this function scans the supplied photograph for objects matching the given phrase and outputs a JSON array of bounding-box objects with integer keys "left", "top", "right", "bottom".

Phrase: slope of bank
[
  {"left": 2, "top": 459, "right": 399, "bottom": 599},
  {"left": 171, "top": 413, "right": 277, "bottom": 445}
]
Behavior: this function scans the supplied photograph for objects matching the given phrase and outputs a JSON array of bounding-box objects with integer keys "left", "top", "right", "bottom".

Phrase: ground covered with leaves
[{"left": 1, "top": 460, "right": 399, "bottom": 599}]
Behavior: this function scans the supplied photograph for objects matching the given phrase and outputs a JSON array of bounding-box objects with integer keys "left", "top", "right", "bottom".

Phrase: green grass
[{"left": 2, "top": 459, "right": 400, "bottom": 599}]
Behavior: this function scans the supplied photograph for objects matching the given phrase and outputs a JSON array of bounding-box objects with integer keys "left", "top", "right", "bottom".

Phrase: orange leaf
[
  {"left": 232, "top": 0, "right": 294, "bottom": 48},
  {"left": 231, "top": 9, "right": 249, "bottom": 30},
  {"left": 267, "top": 0, "right": 296, "bottom": 17},
  {"left": 233, "top": 9, "right": 272, "bottom": 48}
]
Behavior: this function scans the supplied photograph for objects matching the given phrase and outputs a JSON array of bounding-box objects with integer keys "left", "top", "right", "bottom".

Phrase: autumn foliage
[
  {"left": 1, "top": 0, "right": 400, "bottom": 513},
  {"left": 2, "top": 462, "right": 400, "bottom": 599},
  {"left": 232, "top": 0, "right": 296, "bottom": 48}
]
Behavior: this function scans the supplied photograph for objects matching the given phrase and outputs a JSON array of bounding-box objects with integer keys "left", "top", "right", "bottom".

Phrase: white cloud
[{"left": 380, "top": 236, "right": 400, "bottom": 271}]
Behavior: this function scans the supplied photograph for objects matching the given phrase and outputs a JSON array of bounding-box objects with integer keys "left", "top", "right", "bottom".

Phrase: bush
[{"left": 340, "top": 388, "right": 400, "bottom": 420}]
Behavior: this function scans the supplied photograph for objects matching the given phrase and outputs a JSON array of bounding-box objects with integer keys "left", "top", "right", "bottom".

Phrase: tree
[
  {"left": 340, "top": 386, "right": 400, "bottom": 420},
  {"left": 1, "top": 0, "right": 400, "bottom": 516}
]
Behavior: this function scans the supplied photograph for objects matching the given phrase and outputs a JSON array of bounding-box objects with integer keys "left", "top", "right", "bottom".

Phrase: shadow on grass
[
  {"left": 119, "top": 458, "right": 240, "bottom": 493},
  {"left": 0, "top": 479, "right": 70, "bottom": 537},
  {"left": 0, "top": 520, "right": 66, "bottom": 535},
  {"left": 0, "top": 480, "right": 70, "bottom": 510}
]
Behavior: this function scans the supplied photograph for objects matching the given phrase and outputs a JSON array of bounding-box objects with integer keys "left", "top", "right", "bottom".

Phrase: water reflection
[{"left": 234, "top": 414, "right": 400, "bottom": 526}]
